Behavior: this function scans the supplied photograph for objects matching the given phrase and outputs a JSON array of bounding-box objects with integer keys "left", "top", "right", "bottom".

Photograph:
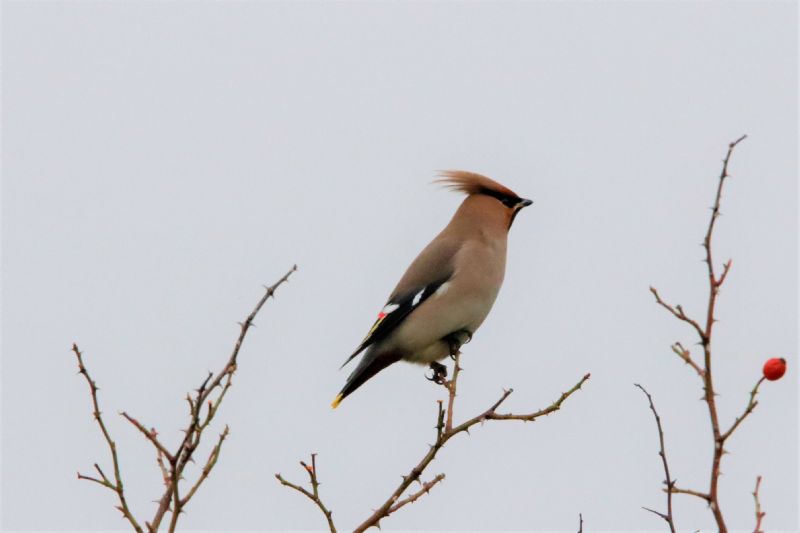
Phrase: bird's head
[{"left": 436, "top": 170, "right": 532, "bottom": 229}]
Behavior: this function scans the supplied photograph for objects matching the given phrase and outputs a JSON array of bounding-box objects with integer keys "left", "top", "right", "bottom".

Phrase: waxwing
[{"left": 332, "top": 171, "right": 532, "bottom": 408}]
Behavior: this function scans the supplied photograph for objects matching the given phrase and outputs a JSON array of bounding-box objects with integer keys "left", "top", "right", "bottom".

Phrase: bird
[{"left": 331, "top": 171, "right": 533, "bottom": 408}]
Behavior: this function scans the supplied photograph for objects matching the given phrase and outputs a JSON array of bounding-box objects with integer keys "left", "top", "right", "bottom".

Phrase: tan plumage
[
  {"left": 435, "top": 170, "right": 519, "bottom": 198},
  {"left": 332, "top": 171, "right": 532, "bottom": 408}
]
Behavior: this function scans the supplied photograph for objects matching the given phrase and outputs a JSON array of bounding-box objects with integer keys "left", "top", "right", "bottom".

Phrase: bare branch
[
  {"left": 120, "top": 413, "right": 174, "bottom": 462},
  {"left": 72, "top": 343, "right": 144, "bottom": 533},
  {"left": 669, "top": 486, "right": 711, "bottom": 502},
  {"left": 350, "top": 351, "right": 590, "bottom": 533},
  {"left": 77, "top": 471, "right": 113, "bottom": 489},
  {"left": 174, "top": 266, "right": 297, "bottom": 470},
  {"left": 156, "top": 451, "right": 171, "bottom": 489},
  {"left": 753, "top": 475, "right": 765, "bottom": 533},
  {"left": 74, "top": 266, "right": 297, "bottom": 533},
  {"left": 388, "top": 474, "right": 445, "bottom": 513},
  {"left": 720, "top": 377, "right": 765, "bottom": 442},
  {"left": 444, "top": 356, "right": 462, "bottom": 432},
  {"left": 281, "top": 347, "right": 589, "bottom": 532},
  {"left": 649, "top": 136, "right": 749, "bottom": 532},
  {"left": 649, "top": 287, "right": 706, "bottom": 341},
  {"left": 643, "top": 506, "right": 670, "bottom": 522},
  {"left": 482, "top": 375, "right": 590, "bottom": 424},
  {"left": 704, "top": 135, "right": 747, "bottom": 292},
  {"left": 180, "top": 426, "right": 229, "bottom": 507},
  {"left": 635, "top": 384, "right": 676, "bottom": 533},
  {"left": 670, "top": 342, "right": 704, "bottom": 378},
  {"left": 275, "top": 454, "right": 336, "bottom": 533}
]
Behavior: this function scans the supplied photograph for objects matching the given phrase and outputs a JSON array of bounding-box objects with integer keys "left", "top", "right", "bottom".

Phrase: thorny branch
[
  {"left": 73, "top": 265, "right": 297, "bottom": 532},
  {"left": 279, "top": 350, "right": 590, "bottom": 532},
  {"left": 670, "top": 342, "right": 704, "bottom": 378},
  {"left": 753, "top": 475, "right": 765, "bottom": 533},
  {"left": 276, "top": 454, "right": 337, "bottom": 533},
  {"left": 650, "top": 135, "right": 762, "bottom": 533},
  {"left": 721, "top": 377, "right": 765, "bottom": 442},
  {"left": 353, "top": 352, "right": 589, "bottom": 533},
  {"left": 73, "top": 343, "right": 144, "bottom": 533},
  {"left": 635, "top": 384, "right": 676, "bottom": 533}
]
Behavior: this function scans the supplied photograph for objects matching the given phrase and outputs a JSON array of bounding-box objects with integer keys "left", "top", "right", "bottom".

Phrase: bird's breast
[{"left": 384, "top": 237, "right": 507, "bottom": 358}]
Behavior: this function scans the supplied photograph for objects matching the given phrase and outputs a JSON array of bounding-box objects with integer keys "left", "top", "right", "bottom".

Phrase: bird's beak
[{"left": 508, "top": 198, "right": 532, "bottom": 228}]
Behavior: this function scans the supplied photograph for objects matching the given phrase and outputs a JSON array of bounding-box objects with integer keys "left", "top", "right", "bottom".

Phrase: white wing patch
[
  {"left": 411, "top": 289, "right": 425, "bottom": 306},
  {"left": 381, "top": 303, "right": 400, "bottom": 315}
]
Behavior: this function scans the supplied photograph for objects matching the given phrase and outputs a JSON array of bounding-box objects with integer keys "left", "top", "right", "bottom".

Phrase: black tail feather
[{"left": 334, "top": 350, "right": 400, "bottom": 406}]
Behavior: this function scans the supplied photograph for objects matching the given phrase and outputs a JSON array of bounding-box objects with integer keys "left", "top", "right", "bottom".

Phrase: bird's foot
[
  {"left": 446, "top": 330, "right": 472, "bottom": 359},
  {"left": 426, "top": 361, "right": 448, "bottom": 384}
]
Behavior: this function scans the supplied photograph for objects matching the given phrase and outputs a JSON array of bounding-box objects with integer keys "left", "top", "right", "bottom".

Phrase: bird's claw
[
  {"left": 446, "top": 330, "right": 472, "bottom": 359},
  {"left": 426, "top": 362, "right": 448, "bottom": 384}
]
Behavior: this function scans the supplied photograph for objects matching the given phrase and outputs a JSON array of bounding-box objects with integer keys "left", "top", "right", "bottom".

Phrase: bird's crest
[{"left": 435, "top": 170, "right": 519, "bottom": 199}]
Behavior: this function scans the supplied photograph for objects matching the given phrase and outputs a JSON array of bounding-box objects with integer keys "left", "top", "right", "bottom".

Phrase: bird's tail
[{"left": 331, "top": 349, "right": 399, "bottom": 408}]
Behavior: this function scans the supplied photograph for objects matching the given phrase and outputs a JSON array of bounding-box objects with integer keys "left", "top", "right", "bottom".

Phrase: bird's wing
[{"left": 340, "top": 237, "right": 461, "bottom": 369}]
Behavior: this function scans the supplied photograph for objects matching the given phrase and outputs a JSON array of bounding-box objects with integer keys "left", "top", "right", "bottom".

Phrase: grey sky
[{"left": 2, "top": 1, "right": 797, "bottom": 531}]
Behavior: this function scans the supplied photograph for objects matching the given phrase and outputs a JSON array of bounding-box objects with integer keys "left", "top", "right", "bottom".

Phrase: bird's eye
[{"left": 501, "top": 197, "right": 517, "bottom": 208}]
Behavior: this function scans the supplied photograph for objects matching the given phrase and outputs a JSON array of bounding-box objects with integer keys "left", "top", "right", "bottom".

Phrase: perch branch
[
  {"left": 350, "top": 351, "right": 590, "bottom": 532},
  {"left": 279, "top": 350, "right": 589, "bottom": 532}
]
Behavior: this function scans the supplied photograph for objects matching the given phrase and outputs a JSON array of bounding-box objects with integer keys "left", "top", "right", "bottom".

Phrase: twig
[
  {"left": 753, "top": 475, "right": 765, "bottom": 533},
  {"left": 635, "top": 384, "right": 676, "bottom": 533},
  {"left": 577, "top": 513, "right": 584, "bottom": 533},
  {"left": 275, "top": 454, "right": 337, "bottom": 533},
  {"left": 670, "top": 342, "right": 704, "bottom": 377},
  {"left": 120, "top": 413, "right": 174, "bottom": 462},
  {"left": 649, "top": 287, "right": 706, "bottom": 342},
  {"left": 72, "top": 344, "right": 144, "bottom": 533},
  {"left": 388, "top": 473, "right": 446, "bottom": 514},
  {"left": 668, "top": 486, "right": 711, "bottom": 502},
  {"left": 156, "top": 450, "right": 171, "bottom": 488},
  {"left": 721, "top": 377, "right": 765, "bottom": 442},
  {"left": 180, "top": 425, "right": 229, "bottom": 507}
]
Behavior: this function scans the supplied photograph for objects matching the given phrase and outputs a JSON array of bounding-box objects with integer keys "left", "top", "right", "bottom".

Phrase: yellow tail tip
[{"left": 331, "top": 394, "right": 343, "bottom": 409}]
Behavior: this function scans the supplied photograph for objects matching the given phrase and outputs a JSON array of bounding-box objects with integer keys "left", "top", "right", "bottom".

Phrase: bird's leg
[
  {"left": 426, "top": 361, "right": 448, "bottom": 384},
  {"left": 445, "top": 330, "right": 472, "bottom": 360}
]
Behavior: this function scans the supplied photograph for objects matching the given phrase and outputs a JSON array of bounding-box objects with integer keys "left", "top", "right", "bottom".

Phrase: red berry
[{"left": 763, "top": 358, "right": 787, "bottom": 381}]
